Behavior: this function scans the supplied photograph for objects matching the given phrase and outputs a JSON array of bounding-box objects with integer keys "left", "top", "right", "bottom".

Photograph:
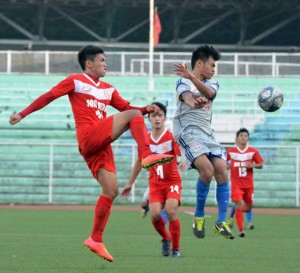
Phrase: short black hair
[
  {"left": 236, "top": 128, "right": 249, "bottom": 138},
  {"left": 191, "top": 45, "right": 221, "bottom": 69},
  {"left": 149, "top": 101, "right": 167, "bottom": 117},
  {"left": 78, "top": 45, "right": 104, "bottom": 70}
]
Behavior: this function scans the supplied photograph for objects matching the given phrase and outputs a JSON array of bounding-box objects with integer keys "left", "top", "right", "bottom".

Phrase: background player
[
  {"left": 173, "top": 45, "right": 234, "bottom": 239},
  {"left": 121, "top": 102, "right": 182, "bottom": 257},
  {"left": 9, "top": 45, "right": 173, "bottom": 262},
  {"left": 227, "top": 128, "right": 264, "bottom": 237},
  {"left": 228, "top": 204, "right": 254, "bottom": 230}
]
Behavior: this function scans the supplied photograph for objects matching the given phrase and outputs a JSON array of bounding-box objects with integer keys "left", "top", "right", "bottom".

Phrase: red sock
[
  {"left": 169, "top": 219, "right": 181, "bottom": 251},
  {"left": 130, "top": 116, "right": 151, "bottom": 159},
  {"left": 235, "top": 209, "right": 244, "bottom": 232},
  {"left": 91, "top": 195, "right": 113, "bottom": 242},
  {"left": 152, "top": 217, "right": 171, "bottom": 241}
]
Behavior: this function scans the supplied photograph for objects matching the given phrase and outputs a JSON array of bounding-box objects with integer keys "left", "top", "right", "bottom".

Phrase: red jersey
[
  {"left": 227, "top": 146, "right": 263, "bottom": 188},
  {"left": 148, "top": 129, "right": 181, "bottom": 185},
  {"left": 50, "top": 73, "right": 146, "bottom": 128}
]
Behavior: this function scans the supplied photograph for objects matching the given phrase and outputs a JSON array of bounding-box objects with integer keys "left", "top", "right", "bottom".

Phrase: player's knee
[
  {"left": 200, "top": 172, "right": 213, "bottom": 183},
  {"left": 128, "top": 109, "right": 143, "bottom": 118},
  {"left": 105, "top": 188, "right": 118, "bottom": 199}
]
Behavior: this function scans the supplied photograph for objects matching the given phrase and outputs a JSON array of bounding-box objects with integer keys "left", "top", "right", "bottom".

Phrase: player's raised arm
[
  {"left": 9, "top": 91, "right": 56, "bottom": 125},
  {"left": 174, "top": 62, "right": 215, "bottom": 99}
]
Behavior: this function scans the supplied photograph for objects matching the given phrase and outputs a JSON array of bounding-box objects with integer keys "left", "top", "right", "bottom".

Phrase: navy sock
[
  {"left": 195, "top": 179, "right": 210, "bottom": 217},
  {"left": 216, "top": 183, "right": 230, "bottom": 223}
]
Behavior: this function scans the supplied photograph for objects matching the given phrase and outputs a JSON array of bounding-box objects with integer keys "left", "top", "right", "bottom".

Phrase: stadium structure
[
  {"left": 0, "top": 0, "right": 300, "bottom": 51},
  {"left": 0, "top": 0, "right": 300, "bottom": 208}
]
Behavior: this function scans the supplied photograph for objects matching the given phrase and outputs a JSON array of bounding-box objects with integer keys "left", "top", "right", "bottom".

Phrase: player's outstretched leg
[
  {"left": 129, "top": 116, "right": 174, "bottom": 170},
  {"left": 84, "top": 237, "right": 114, "bottom": 262}
]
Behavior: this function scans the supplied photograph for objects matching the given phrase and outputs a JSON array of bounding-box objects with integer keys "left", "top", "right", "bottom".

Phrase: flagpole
[{"left": 148, "top": 0, "right": 154, "bottom": 91}]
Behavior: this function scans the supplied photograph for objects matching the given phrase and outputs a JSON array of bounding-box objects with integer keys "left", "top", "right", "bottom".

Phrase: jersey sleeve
[
  {"left": 176, "top": 78, "right": 191, "bottom": 102},
  {"left": 253, "top": 149, "right": 264, "bottom": 164},
  {"left": 205, "top": 79, "right": 219, "bottom": 100},
  {"left": 49, "top": 76, "right": 75, "bottom": 98},
  {"left": 19, "top": 91, "right": 56, "bottom": 118}
]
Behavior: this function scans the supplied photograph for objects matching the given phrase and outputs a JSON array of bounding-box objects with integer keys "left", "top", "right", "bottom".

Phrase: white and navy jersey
[{"left": 172, "top": 77, "right": 219, "bottom": 138}]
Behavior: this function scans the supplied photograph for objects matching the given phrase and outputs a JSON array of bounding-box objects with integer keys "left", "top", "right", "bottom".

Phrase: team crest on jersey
[
  {"left": 82, "top": 85, "right": 92, "bottom": 93},
  {"left": 103, "top": 89, "right": 112, "bottom": 99},
  {"left": 162, "top": 142, "right": 169, "bottom": 153},
  {"left": 193, "top": 141, "right": 202, "bottom": 151}
]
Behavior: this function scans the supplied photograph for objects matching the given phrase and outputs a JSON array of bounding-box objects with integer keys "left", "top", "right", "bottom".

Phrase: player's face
[
  {"left": 199, "top": 57, "right": 216, "bottom": 79},
  {"left": 87, "top": 53, "right": 107, "bottom": 78},
  {"left": 149, "top": 110, "right": 166, "bottom": 129},
  {"left": 236, "top": 132, "right": 249, "bottom": 145}
]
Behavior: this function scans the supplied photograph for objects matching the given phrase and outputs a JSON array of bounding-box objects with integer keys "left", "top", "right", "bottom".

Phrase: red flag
[{"left": 153, "top": 9, "right": 162, "bottom": 46}]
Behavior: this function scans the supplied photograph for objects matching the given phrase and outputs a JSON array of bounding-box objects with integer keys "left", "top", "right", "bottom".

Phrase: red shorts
[
  {"left": 231, "top": 187, "right": 254, "bottom": 206},
  {"left": 77, "top": 116, "right": 116, "bottom": 179},
  {"left": 149, "top": 181, "right": 182, "bottom": 205}
]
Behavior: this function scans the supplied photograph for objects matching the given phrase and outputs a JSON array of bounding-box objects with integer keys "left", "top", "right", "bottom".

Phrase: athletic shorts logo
[{"left": 193, "top": 141, "right": 202, "bottom": 151}]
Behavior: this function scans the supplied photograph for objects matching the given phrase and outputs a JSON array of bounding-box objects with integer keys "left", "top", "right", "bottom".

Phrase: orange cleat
[
  {"left": 141, "top": 154, "right": 174, "bottom": 170},
  {"left": 84, "top": 237, "right": 114, "bottom": 262}
]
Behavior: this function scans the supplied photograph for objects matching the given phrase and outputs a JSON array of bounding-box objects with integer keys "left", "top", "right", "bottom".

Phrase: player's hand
[
  {"left": 178, "top": 161, "right": 186, "bottom": 171},
  {"left": 245, "top": 162, "right": 255, "bottom": 168},
  {"left": 193, "top": 95, "right": 208, "bottom": 109},
  {"left": 120, "top": 184, "right": 132, "bottom": 199},
  {"left": 147, "top": 104, "right": 160, "bottom": 114},
  {"left": 174, "top": 62, "right": 193, "bottom": 79},
  {"left": 9, "top": 113, "right": 22, "bottom": 125}
]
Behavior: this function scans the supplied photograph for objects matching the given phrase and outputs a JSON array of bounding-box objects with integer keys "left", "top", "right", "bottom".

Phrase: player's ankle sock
[
  {"left": 235, "top": 209, "right": 244, "bottom": 231},
  {"left": 216, "top": 182, "right": 230, "bottom": 222},
  {"left": 91, "top": 195, "right": 113, "bottom": 242},
  {"left": 169, "top": 219, "right": 181, "bottom": 251},
  {"left": 229, "top": 204, "right": 236, "bottom": 218},
  {"left": 152, "top": 217, "right": 171, "bottom": 241},
  {"left": 130, "top": 116, "right": 151, "bottom": 159},
  {"left": 195, "top": 179, "right": 210, "bottom": 217}
]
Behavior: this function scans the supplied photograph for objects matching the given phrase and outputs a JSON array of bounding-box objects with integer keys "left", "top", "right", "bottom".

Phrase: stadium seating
[{"left": 0, "top": 75, "right": 299, "bottom": 207}]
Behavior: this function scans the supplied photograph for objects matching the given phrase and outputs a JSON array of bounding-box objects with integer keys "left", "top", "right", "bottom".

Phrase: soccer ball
[{"left": 257, "top": 86, "right": 283, "bottom": 112}]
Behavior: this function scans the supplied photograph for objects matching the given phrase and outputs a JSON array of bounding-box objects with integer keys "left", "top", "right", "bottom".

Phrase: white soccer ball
[{"left": 257, "top": 86, "right": 283, "bottom": 112}]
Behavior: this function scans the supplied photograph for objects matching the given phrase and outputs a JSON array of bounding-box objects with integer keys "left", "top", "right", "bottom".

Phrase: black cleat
[{"left": 161, "top": 239, "right": 171, "bottom": 256}]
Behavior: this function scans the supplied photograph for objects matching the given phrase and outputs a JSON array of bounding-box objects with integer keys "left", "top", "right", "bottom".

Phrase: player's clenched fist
[{"left": 9, "top": 114, "right": 22, "bottom": 125}]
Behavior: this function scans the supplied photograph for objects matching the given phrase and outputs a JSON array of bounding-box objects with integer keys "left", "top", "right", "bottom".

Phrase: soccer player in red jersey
[
  {"left": 121, "top": 102, "right": 183, "bottom": 257},
  {"left": 9, "top": 45, "right": 173, "bottom": 262},
  {"left": 226, "top": 128, "right": 264, "bottom": 237}
]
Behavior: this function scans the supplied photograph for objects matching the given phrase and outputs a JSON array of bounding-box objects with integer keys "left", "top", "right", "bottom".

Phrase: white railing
[
  {"left": 2, "top": 50, "right": 300, "bottom": 76},
  {"left": 0, "top": 142, "right": 299, "bottom": 207}
]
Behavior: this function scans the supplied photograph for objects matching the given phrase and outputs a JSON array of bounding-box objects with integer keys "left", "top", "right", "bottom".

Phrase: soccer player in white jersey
[
  {"left": 227, "top": 128, "right": 263, "bottom": 237},
  {"left": 173, "top": 45, "right": 234, "bottom": 239}
]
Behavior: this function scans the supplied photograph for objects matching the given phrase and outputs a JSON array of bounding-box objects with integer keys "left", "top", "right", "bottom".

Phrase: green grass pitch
[{"left": 0, "top": 207, "right": 299, "bottom": 273}]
